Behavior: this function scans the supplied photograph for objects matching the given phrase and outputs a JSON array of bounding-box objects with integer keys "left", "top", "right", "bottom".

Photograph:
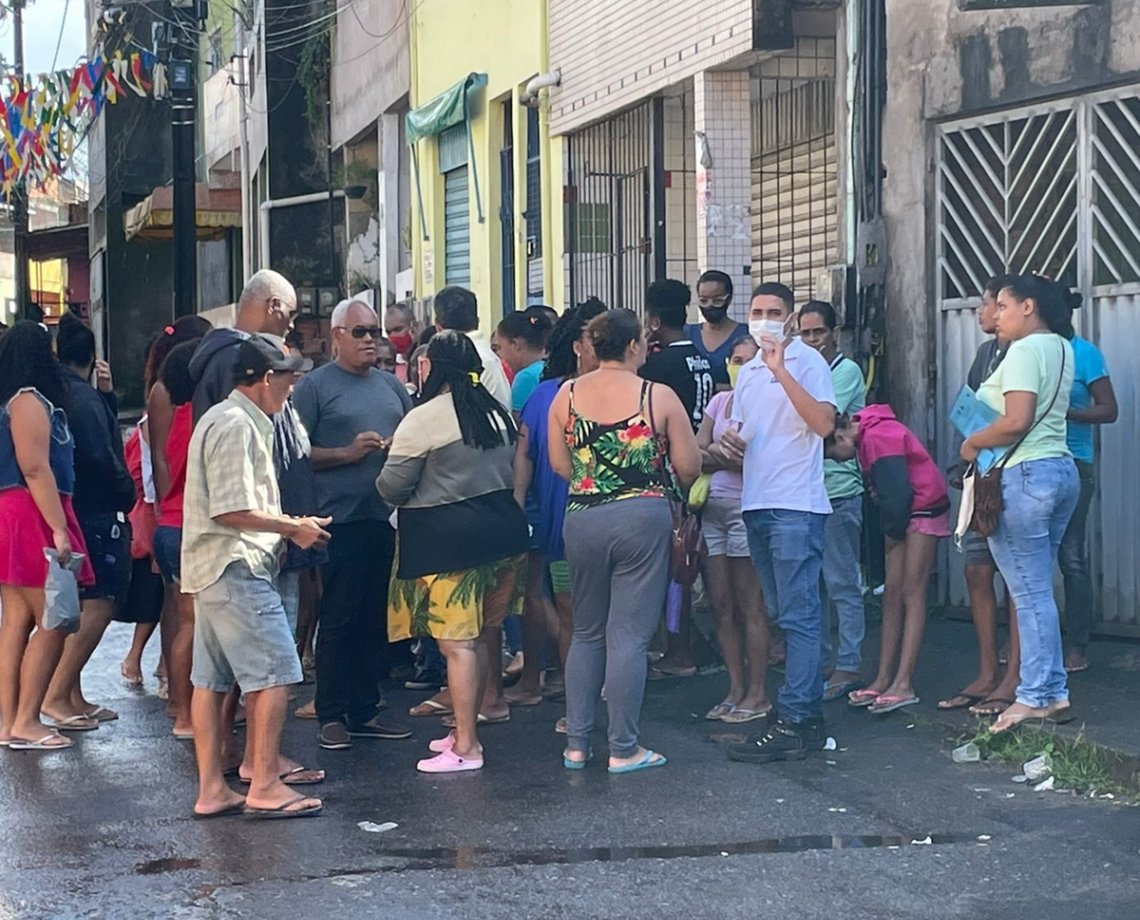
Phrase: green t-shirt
[
  {"left": 824, "top": 355, "right": 865, "bottom": 500},
  {"left": 977, "top": 333, "right": 1074, "bottom": 468}
]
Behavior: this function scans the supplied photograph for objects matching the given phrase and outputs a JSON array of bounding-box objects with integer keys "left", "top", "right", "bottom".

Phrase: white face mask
[{"left": 749, "top": 317, "right": 789, "bottom": 346}]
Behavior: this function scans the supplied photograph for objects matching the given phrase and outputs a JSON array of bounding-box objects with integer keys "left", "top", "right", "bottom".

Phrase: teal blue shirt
[
  {"left": 825, "top": 355, "right": 865, "bottom": 500},
  {"left": 511, "top": 360, "right": 545, "bottom": 413},
  {"left": 1066, "top": 336, "right": 1109, "bottom": 464}
]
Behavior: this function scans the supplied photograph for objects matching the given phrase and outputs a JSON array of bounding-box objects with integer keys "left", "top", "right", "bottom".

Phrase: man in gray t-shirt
[{"left": 291, "top": 300, "right": 413, "bottom": 750}]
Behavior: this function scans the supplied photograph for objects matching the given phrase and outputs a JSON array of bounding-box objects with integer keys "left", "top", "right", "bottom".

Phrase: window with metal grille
[
  {"left": 750, "top": 38, "right": 838, "bottom": 303},
  {"left": 565, "top": 101, "right": 654, "bottom": 311},
  {"left": 525, "top": 107, "right": 542, "bottom": 258},
  {"left": 501, "top": 104, "right": 516, "bottom": 313},
  {"left": 565, "top": 203, "right": 612, "bottom": 253}
]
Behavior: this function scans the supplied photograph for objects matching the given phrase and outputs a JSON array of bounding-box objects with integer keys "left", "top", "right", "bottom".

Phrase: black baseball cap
[{"left": 234, "top": 335, "right": 312, "bottom": 382}]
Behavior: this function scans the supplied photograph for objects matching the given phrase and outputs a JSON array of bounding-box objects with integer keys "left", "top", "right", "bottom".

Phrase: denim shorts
[
  {"left": 153, "top": 525, "right": 182, "bottom": 586},
  {"left": 191, "top": 561, "right": 302, "bottom": 694}
]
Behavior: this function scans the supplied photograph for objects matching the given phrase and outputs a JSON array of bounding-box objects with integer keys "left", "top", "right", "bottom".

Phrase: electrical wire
[
  {"left": 266, "top": 0, "right": 418, "bottom": 61},
  {"left": 50, "top": 0, "right": 72, "bottom": 71},
  {"left": 349, "top": 0, "right": 406, "bottom": 40},
  {"left": 331, "top": 0, "right": 423, "bottom": 69}
]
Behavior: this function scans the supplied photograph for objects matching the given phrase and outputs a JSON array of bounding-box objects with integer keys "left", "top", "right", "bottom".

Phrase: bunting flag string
[{"left": 0, "top": 51, "right": 168, "bottom": 197}]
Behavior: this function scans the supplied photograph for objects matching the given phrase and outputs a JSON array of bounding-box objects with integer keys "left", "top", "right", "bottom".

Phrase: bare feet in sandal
[{"left": 989, "top": 700, "right": 1069, "bottom": 734}]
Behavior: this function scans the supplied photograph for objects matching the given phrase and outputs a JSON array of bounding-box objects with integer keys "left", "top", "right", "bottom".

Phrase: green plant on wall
[{"left": 297, "top": 30, "right": 331, "bottom": 128}]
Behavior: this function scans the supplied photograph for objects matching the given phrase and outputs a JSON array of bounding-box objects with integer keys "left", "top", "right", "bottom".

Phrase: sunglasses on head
[{"left": 337, "top": 325, "right": 383, "bottom": 339}]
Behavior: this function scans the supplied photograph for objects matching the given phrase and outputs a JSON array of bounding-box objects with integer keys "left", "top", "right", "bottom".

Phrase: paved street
[{"left": 1, "top": 618, "right": 1138, "bottom": 920}]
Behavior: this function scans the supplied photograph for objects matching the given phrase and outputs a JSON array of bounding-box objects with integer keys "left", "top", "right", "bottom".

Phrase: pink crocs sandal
[
  {"left": 416, "top": 748, "right": 484, "bottom": 774},
  {"left": 428, "top": 731, "right": 456, "bottom": 753}
]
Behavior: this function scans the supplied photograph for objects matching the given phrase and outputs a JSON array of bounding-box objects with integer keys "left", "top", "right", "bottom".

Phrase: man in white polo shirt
[{"left": 719, "top": 282, "right": 837, "bottom": 764}]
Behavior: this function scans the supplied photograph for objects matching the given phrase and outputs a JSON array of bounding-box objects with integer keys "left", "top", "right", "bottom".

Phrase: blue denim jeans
[
  {"left": 743, "top": 509, "right": 827, "bottom": 723},
  {"left": 821, "top": 496, "right": 865, "bottom": 674},
  {"left": 987, "top": 457, "right": 1079, "bottom": 709},
  {"left": 1058, "top": 459, "right": 1095, "bottom": 649}
]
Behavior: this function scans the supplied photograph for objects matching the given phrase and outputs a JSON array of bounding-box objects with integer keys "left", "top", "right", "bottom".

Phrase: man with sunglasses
[{"left": 292, "top": 299, "right": 414, "bottom": 751}]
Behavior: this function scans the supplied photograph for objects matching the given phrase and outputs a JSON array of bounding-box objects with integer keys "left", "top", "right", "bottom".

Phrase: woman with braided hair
[{"left": 379, "top": 331, "right": 530, "bottom": 773}]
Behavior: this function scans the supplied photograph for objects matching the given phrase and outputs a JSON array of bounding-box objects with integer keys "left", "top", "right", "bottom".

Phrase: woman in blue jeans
[{"left": 961, "top": 274, "right": 1079, "bottom": 734}]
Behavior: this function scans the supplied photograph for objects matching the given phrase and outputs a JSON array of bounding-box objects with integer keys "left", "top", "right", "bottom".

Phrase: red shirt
[{"left": 158, "top": 403, "right": 192, "bottom": 528}]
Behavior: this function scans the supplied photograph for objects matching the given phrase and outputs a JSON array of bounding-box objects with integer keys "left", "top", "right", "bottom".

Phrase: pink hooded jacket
[{"left": 854, "top": 404, "right": 949, "bottom": 540}]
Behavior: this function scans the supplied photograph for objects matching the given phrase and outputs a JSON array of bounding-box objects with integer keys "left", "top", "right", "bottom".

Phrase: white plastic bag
[
  {"left": 43, "top": 549, "right": 85, "bottom": 634},
  {"left": 954, "top": 467, "right": 976, "bottom": 552}
]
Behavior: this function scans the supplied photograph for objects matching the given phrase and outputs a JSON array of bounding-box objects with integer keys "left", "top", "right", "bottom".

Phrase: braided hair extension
[
  {"left": 541, "top": 298, "right": 608, "bottom": 382},
  {"left": 420, "top": 330, "right": 518, "bottom": 450}
]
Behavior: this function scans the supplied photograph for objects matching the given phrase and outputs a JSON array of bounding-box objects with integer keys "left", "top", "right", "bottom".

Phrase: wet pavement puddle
[
  {"left": 144, "top": 832, "right": 986, "bottom": 881},
  {"left": 377, "top": 833, "right": 984, "bottom": 871},
  {"left": 135, "top": 857, "right": 202, "bottom": 875}
]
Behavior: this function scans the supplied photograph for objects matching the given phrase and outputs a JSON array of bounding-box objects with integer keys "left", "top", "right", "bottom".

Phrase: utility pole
[
  {"left": 169, "top": 0, "right": 202, "bottom": 317},
  {"left": 11, "top": 0, "right": 29, "bottom": 319}
]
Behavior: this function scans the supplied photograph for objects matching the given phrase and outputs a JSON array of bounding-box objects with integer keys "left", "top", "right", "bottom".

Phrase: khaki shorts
[{"left": 701, "top": 496, "right": 751, "bottom": 558}]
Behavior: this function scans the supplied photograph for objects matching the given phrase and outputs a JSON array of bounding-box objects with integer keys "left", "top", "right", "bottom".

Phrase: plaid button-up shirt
[{"left": 180, "top": 390, "right": 282, "bottom": 595}]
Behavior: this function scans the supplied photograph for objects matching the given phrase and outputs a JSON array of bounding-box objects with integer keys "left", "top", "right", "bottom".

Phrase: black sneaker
[
  {"left": 318, "top": 721, "right": 353, "bottom": 750},
  {"left": 388, "top": 663, "right": 417, "bottom": 683},
  {"left": 405, "top": 672, "right": 444, "bottom": 691},
  {"left": 727, "top": 718, "right": 824, "bottom": 764},
  {"left": 346, "top": 714, "right": 413, "bottom": 740}
]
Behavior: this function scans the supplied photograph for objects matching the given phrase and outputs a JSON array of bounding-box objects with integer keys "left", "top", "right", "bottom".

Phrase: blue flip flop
[
  {"left": 607, "top": 750, "right": 667, "bottom": 774},
  {"left": 563, "top": 748, "right": 593, "bottom": 770}
]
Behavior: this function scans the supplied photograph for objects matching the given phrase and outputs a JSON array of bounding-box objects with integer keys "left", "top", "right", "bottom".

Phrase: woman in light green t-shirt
[{"left": 961, "top": 274, "right": 1079, "bottom": 734}]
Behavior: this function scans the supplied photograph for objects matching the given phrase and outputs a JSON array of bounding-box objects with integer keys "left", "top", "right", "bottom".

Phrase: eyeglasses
[
  {"left": 798, "top": 327, "right": 829, "bottom": 339},
  {"left": 335, "top": 325, "right": 383, "bottom": 339}
]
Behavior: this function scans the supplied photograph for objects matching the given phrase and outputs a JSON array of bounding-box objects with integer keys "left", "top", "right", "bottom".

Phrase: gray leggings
[{"left": 563, "top": 497, "right": 673, "bottom": 758}]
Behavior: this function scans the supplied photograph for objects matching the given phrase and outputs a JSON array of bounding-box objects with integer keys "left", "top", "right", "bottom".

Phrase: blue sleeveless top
[{"left": 0, "top": 388, "right": 76, "bottom": 495}]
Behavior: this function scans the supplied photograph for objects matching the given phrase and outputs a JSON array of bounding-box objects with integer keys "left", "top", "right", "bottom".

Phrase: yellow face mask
[{"left": 726, "top": 361, "right": 742, "bottom": 389}]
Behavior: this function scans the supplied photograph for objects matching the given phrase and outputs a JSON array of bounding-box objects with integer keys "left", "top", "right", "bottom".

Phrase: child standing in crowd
[{"left": 834, "top": 405, "right": 950, "bottom": 715}]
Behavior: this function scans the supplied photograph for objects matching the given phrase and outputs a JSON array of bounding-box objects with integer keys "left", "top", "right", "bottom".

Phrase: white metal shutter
[
  {"left": 750, "top": 39, "right": 838, "bottom": 302},
  {"left": 443, "top": 167, "right": 470, "bottom": 285}
]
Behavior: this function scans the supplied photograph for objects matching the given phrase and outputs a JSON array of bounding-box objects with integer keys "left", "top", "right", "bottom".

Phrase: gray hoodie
[{"left": 188, "top": 327, "right": 249, "bottom": 425}]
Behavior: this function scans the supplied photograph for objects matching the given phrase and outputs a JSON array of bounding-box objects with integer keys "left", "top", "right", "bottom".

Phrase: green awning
[{"left": 405, "top": 73, "right": 488, "bottom": 144}]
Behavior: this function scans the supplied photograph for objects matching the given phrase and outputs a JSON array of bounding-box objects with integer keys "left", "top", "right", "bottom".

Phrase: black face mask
[{"left": 699, "top": 306, "right": 729, "bottom": 324}]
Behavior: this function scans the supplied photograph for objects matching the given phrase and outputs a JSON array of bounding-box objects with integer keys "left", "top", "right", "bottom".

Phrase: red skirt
[{"left": 0, "top": 488, "right": 95, "bottom": 588}]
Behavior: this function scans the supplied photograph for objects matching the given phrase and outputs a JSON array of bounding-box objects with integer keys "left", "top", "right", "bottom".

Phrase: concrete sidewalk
[{"left": 917, "top": 614, "right": 1140, "bottom": 762}]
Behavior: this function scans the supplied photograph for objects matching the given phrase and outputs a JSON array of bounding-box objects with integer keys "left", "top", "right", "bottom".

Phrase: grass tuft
[{"left": 960, "top": 723, "right": 1138, "bottom": 799}]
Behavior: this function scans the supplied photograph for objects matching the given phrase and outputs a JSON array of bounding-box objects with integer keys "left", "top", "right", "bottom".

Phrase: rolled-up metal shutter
[
  {"left": 750, "top": 38, "right": 838, "bottom": 302},
  {"left": 444, "top": 167, "right": 470, "bottom": 284}
]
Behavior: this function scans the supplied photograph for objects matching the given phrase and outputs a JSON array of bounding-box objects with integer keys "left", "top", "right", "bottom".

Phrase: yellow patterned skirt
[{"left": 389, "top": 552, "right": 527, "bottom": 642}]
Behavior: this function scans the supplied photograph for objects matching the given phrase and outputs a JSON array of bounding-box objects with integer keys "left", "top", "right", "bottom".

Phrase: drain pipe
[
  {"left": 521, "top": 68, "right": 561, "bottom": 107},
  {"left": 259, "top": 190, "right": 346, "bottom": 269}
]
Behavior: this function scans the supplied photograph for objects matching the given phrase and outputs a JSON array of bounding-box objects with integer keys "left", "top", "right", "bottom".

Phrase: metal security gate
[
  {"left": 934, "top": 86, "right": 1140, "bottom": 634},
  {"left": 751, "top": 37, "right": 838, "bottom": 302},
  {"left": 565, "top": 101, "right": 657, "bottom": 312}
]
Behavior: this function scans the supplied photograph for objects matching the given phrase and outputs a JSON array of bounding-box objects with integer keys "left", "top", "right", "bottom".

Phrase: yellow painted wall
[
  {"left": 410, "top": 0, "right": 566, "bottom": 326},
  {"left": 29, "top": 259, "right": 66, "bottom": 317}
]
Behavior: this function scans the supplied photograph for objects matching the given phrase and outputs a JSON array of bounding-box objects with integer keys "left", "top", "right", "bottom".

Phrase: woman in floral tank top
[{"left": 548, "top": 308, "right": 700, "bottom": 775}]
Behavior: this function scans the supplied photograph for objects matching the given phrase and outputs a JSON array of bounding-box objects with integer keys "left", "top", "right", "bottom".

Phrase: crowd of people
[{"left": 0, "top": 265, "right": 1110, "bottom": 815}]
